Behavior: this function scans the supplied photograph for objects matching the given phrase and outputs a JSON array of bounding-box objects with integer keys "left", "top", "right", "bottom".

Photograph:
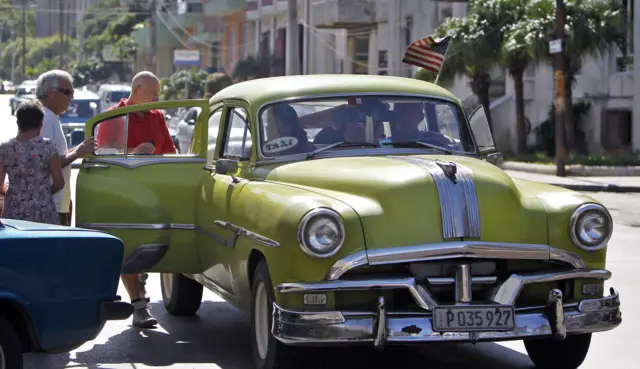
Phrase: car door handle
[{"left": 83, "top": 163, "right": 110, "bottom": 169}]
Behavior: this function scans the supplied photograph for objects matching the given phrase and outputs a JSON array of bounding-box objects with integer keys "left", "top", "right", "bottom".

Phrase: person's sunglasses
[{"left": 55, "top": 87, "right": 73, "bottom": 97}]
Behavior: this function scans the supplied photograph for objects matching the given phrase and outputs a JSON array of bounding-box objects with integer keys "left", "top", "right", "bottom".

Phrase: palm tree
[
  {"left": 434, "top": 13, "right": 505, "bottom": 132},
  {"left": 559, "top": 0, "right": 625, "bottom": 153},
  {"left": 500, "top": 0, "right": 554, "bottom": 153}
]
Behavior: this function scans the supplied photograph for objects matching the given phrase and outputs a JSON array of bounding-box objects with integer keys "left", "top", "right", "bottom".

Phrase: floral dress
[{"left": 0, "top": 136, "right": 59, "bottom": 224}]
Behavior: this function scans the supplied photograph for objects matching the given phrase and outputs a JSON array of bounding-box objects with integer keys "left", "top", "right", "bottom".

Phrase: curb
[
  {"left": 500, "top": 161, "right": 640, "bottom": 177},
  {"left": 548, "top": 183, "right": 640, "bottom": 193}
]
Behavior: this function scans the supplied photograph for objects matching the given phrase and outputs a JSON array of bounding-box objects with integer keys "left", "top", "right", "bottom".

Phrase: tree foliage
[
  {"left": 160, "top": 69, "right": 212, "bottom": 100},
  {"left": 79, "top": 0, "right": 148, "bottom": 56}
]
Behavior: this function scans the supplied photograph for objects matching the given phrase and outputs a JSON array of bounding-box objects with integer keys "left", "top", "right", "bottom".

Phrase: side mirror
[
  {"left": 215, "top": 159, "right": 240, "bottom": 183},
  {"left": 187, "top": 119, "right": 196, "bottom": 125},
  {"left": 486, "top": 152, "right": 503, "bottom": 166}
]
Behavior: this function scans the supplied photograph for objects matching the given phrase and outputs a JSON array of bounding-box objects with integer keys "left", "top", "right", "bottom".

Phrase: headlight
[
  {"left": 569, "top": 203, "right": 613, "bottom": 251},
  {"left": 297, "top": 208, "right": 346, "bottom": 258}
]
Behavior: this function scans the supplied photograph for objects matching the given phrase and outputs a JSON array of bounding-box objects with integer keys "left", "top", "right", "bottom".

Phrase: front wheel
[
  {"left": 0, "top": 315, "right": 23, "bottom": 369},
  {"left": 524, "top": 333, "right": 591, "bottom": 369},
  {"left": 251, "top": 260, "right": 295, "bottom": 369},
  {"left": 160, "top": 273, "right": 203, "bottom": 316}
]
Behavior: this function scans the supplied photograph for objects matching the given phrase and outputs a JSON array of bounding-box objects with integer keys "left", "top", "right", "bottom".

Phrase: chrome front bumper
[
  {"left": 272, "top": 287, "right": 621, "bottom": 347},
  {"left": 273, "top": 242, "right": 623, "bottom": 348}
]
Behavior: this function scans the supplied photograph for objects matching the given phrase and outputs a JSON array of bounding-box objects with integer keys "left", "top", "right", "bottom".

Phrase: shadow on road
[{"left": 33, "top": 300, "right": 535, "bottom": 369}]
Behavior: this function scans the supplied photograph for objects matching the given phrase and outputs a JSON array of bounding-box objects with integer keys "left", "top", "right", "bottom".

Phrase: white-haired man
[{"left": 36, "top": 70, "right": 96, "bottom": 226}]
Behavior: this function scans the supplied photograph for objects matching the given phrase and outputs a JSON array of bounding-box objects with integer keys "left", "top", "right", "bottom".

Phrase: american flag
[{"left": 402, "top": 36, "right": 452, "bottom": 74}]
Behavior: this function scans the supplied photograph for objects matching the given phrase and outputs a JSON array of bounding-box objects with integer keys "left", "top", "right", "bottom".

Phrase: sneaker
[{"left": 132, "top": 300, "right": 157, "bottom": 328}]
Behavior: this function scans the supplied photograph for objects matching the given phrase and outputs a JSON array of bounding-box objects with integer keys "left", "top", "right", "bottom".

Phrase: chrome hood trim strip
[
  {"left": 326, "top": 241, "right": 588, "bottom": 281},
  {"left": 388, "top": 156, "right": 480, "bottom": 239}
]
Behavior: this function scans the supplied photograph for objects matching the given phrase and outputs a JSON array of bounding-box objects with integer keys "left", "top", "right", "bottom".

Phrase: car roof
[
  {"left": 73, "top": 90, "right": 100, "bottom": 100},
  {"left": 211, "top": 74, "right": 461, "bottom": 108}
]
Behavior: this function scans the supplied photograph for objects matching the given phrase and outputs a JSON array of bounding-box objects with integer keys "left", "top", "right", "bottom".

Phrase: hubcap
[
  {"left": 161, "top": 273, "right": 173, "bottom": 299},
  {"left": 255, "top": 281, "right": 269, "bottom": 360},
  {"left": 0, "top": 344, "right": 6, "bottom": 369}
]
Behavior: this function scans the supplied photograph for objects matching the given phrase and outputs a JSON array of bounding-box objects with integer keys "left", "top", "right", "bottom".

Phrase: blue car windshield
[{"left": 61, "top": 101, "right": 98, "bottom": 119}]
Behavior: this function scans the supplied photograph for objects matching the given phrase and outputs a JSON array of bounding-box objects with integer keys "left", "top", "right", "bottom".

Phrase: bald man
[
  {"left": 97, "top": 71, "right": 177, "bottom": 155},
  {"left": 96, "top": 72, "right": 176, "bottom": 329}
]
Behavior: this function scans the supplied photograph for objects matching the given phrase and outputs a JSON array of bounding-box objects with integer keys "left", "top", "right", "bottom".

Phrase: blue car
[
  {"left": 0, "top": 219, "right": 133, "bottom": 368},
  {"left": 61, "top": 90, "right": 100, "bottom": 148}
]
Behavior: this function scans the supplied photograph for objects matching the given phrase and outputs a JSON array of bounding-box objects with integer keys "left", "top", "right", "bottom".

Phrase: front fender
[
  {"left": 537, "top": 190, "right": 609, "bottom": 269},
  {"left": 229, "top": 181, "right": 365, "bottom": 303}
]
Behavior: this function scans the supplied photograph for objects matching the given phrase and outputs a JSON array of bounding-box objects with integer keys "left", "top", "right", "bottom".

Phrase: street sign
[
  {"left": 549, "top": 39, "right": 562, "bottom": 54},
  {"left": 174, "top": 49, "right": 200, "bottom": 65}
]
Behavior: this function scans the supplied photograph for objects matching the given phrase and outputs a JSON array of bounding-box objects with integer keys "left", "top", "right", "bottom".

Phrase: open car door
[
  {"left": 76, "top": 99, "right": 210, "bottom": 274},
  {"left": 467, "top": 105, "right": 503, "bottom": 166}
]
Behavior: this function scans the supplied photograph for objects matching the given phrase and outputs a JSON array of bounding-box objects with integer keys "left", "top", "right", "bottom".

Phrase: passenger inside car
[{"left": 389, "top": 102, "right": 461, "bottom": 149}]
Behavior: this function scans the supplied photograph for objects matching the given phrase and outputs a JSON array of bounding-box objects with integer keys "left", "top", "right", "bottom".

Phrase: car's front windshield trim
[{"left": 255, "top": 92, "right": 477, "bottom": 160}]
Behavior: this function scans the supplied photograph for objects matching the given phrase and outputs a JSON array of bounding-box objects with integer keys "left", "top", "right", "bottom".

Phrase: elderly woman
[{"left": 0, "top": 100, "right": 65, "bottom": 224}]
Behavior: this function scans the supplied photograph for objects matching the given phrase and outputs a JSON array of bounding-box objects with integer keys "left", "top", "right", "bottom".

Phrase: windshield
[
  {"left": 61, "top": 101, "right": 98, "bottom": 119},
  {"left": 258, "top": 95, "right": 474, "bottom": 157}
]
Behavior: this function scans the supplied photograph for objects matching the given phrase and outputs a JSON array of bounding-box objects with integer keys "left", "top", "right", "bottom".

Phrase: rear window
[{"left": 109, "top": 90, "right": 129, "bottom": 102}]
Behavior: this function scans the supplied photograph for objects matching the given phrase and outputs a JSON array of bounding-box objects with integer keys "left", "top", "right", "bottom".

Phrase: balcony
[
  {"left": 205, "top": 0, "right": 246, "bottom": 16},
  {"left": 312, "top": 0, "right": 377, "bottom": 29}
]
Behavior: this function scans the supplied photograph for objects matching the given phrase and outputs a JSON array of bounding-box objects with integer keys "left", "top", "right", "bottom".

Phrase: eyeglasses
[{"left": 55, "top": 87, "right": 74, "bottom": 97}]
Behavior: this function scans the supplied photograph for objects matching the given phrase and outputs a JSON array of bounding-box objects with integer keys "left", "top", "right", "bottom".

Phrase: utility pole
[
  {"left": 150, "top": 0, "right": 158, "bottom": 74},
  {"left": 59, "top": 0, "right": 64, "bottom": 68},
  {"left": 302, "top": 0, "right": 310, "bottom": 74},
  {"left": 285, "top": 0, "right": 300, "bottom": 75},
  {"left": 552, "top": 0, "right": 566, "bottom": 177},
  {"left": 21, "top": 0, "right": 26, "bottom": 81}
]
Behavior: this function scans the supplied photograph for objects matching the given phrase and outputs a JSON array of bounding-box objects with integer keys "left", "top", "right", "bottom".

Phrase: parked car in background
[
  {"left": 174, "top": 106, "right": 201, "bottom": 153},
  {"left": 76, "top": 74, "right": 621, "bottom": 369},
  {"left": 97, "top": 84, "right": 131, "bottom": 113},
  {"left": 1, "top": 81, "right": 15, "bottom": 94},
  {"left": 9, "top": 83, "right": 36, "bottom": 115},
  {"left": 0, "top": 219, "right": 133, "bottom": 368},
  {"left": 61, "top": 89, "right": 100, "bottom": 148}
]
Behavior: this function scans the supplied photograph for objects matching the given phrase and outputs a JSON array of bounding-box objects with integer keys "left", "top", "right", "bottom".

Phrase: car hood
[{"left": 259, "top": 155, "right": 550, "bottom": 250}]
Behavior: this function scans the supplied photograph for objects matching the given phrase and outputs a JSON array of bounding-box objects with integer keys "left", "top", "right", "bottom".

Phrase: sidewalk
[{"left": 505, "top": 170, "right": 640, "bottom": 192}]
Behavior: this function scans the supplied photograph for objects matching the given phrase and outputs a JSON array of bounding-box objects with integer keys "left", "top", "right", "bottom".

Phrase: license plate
[{"left": 432, "top": 305, "right": 515, "bottom": 332}]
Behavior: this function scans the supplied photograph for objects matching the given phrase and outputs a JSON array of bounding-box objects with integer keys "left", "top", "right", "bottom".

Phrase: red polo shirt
[{"left": 95, "top": 99, "right": 176, "bottom": 155}]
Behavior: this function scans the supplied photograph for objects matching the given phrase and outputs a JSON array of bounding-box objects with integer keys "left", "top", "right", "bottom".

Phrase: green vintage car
[{"left": 77, "top": 74, "right": 621, "bottom": 369}]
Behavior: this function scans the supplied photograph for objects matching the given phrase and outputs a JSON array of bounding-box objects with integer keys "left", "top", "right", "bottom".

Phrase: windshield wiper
[
  {"left": 306, "top": 141, "right": 378, "bottom": 159},
  {"left": 389, "top": 140, "right": 453, "bottom": 155}
]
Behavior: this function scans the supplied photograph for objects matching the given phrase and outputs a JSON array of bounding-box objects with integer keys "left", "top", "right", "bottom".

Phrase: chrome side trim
[
  {"left": 491, "top": 269, "right": 612, "bottom": 305},
  {"left": 82, "top": 156, "right": 205, "bottom": 169},
  {"left": 277, "top": 277, "right": 437, "bottom": 310},
  {"left": 326, "top": 242, "right": 587, "bottom": 281},
  {"left": 77, "top": 223, "right": 195, "bottom": 230},
  {"left": 213, "top": 220, "right": 280, "bottom": 248},
  {"left": 271, "top": 288, "right": 622, "bottom": 345},
  {"left": 388, "top": 156, "right": 480, "bottom": 239}
]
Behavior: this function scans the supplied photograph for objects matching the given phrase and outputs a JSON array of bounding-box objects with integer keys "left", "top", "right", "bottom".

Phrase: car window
[
  {"left": 205, "top": 108, "right": 223, "bottom": 164},
  {"left": 92, "top": 107, "right": 195, "bottom": 156},
  {"left": 258, "top": 95, "right": 475, "bottom": 158},
  {"left": 222, "top": 108, "right": 252, "bottom": 159}
]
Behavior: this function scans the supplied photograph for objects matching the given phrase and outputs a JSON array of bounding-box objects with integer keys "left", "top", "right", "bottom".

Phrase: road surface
[{"left": 0, "top": 95, "right": 635, "bottom": 368}]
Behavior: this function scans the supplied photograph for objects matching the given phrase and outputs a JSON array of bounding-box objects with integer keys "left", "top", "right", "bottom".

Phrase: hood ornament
[{"left": 436, "top": 160, "right": 457, "bottom": 182}]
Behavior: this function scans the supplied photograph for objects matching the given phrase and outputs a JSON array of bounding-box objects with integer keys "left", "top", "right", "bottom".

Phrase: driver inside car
[{"left": 389, "top": 102, "right": 461, "bottom": 149}]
